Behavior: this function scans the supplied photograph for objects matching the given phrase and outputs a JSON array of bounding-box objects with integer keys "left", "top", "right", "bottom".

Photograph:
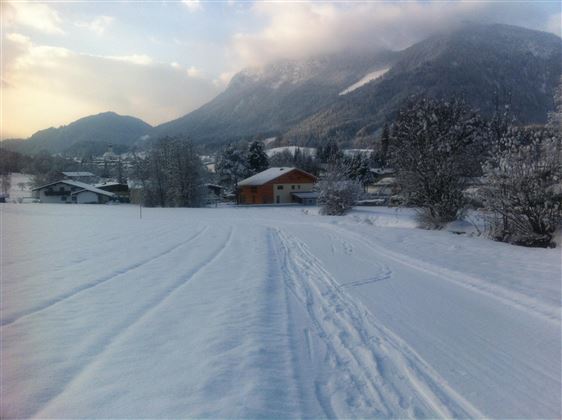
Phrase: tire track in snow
[
  {"left": 273, "top": 228, "right": 484, "bottom": 418},
  {"left": 1, "top": 226, "right": 210, "bottom": 328},
  {"left": 32, "top": 226, "right": 235, "bottom": 419},
  {"left": 325, "top": 223, "right": 560, "bottom": 325}
]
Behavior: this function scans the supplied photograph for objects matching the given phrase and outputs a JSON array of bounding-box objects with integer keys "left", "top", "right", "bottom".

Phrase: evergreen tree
[
  {"left": 318, "top": 140, "right": 343, "bottom": 163},
  {"left": 215, "top": 144, "right": 250, "bottom": 192},
  {"left": 379, "top": 123, "right": 390, "bottom": 167},
  {"left": 246, "top": 141, "right": 269, "bottom": 175}
]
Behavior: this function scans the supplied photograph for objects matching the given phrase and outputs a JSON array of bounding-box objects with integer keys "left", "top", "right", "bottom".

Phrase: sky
[{"left": 1, "top": 0, "right": 561, "bottom": 139}]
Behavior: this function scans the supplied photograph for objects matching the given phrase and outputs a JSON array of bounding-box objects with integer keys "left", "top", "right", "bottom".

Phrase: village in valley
[{"left": 2, "top": 2, "right": 561, "bottom": 419}]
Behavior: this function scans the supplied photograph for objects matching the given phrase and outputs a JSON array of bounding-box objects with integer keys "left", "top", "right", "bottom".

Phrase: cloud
[
  {"left": 182, "top": 0, "right": 202, "bottom": 13},
  {"left": 100, "top": 54, "right": 153, "bottom": 65},
  {"left": 2, "top": 35, "right": 221, "bottom": 138},
  {"left": 186, "top": 66, "right": 202, "bottom": 78},
  {"left": 229, "top": 1, "right": 561, "bottom": 68},
  {"left": 3, "top": 2, "right": 64, "bottom": 34},
  {"left": 75, "top": 15, "right": 114, "bottom": 36}
]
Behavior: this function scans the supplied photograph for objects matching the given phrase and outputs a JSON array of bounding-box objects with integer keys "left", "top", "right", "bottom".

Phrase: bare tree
[
  {"left": 481, "top": 126, "right": 562, "bottom": 247},
  {"left": 389, "top": 98, "right": 484, "bottom": 228}
]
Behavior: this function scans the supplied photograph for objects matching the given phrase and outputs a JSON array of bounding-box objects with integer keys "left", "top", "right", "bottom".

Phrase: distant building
[
  {"left": 96, "top": 182, "right": 130, "bottom": 202},
  {"left": 60, "top": 171, "right": 98, "bottom": 184},
  {"left": 32, "top": 180, "right": 115, "bottom": 204},
  {"left": 237, "top": 167, "right": 317, "bottom": 205}
]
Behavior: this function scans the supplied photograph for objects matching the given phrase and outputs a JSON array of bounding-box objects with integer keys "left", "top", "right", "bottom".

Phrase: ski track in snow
[
  {"left": 325, "top": 223, "right": 560, "bottom": 325},
  {"left": 31, "top": 227, "right": 234, "bottom": 418},
  {"left": 3, "top": 205, "right": 559, "bottom": 418},
  {"left": 1, "top": 226, "right": 210, "bottom": 328},
  {"left": 272, "top": 228, "right": 484, "bottom": 418}
]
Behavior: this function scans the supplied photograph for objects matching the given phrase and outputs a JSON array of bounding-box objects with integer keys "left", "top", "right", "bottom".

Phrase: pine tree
[
  {"left": 379, "top": 123, "right": 390, "bottom": 167},
  {"left": 216, "top": 144, "right": 250, "bottom": 192},
  {"left": 246, "top": 141, "right": 269, "bottom": 175}
]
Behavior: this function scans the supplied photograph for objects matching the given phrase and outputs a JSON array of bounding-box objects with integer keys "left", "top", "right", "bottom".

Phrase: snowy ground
[{"left": 2, "top": 203, "right": 560, "bottom": 418}]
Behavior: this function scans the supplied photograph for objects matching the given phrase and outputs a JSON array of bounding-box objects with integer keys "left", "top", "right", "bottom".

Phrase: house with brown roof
[{"left": 237, "top": 167, "right": 317, "bottom": 205}]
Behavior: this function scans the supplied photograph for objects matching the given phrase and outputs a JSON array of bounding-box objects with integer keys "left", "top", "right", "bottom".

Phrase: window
[
  {"left": 250, "top": 187, "right": 257, "bottom": 193},
  {"left": 61, "top": 196, "right": 66, "bottom": 201},
  {"left": 291, "top": 185, "right": 295, "bottom": 190},
  {"left": 277, "top": 185, "right": 284, "bottom": 190},
  {"left": 298, "top": 185, "right": 301, "bottom": 190},
  {"left": 59, "top": 186, "right": 65, "bottom": 192}
]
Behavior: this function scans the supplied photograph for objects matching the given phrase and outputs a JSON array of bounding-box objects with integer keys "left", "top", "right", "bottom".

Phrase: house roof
[
  {"left": 61, "top": 171, "right": 95, "bottom": 177},
  {"left": 33, "top": 180, "right": 115, "bottom": 197},
  {"left": 238, "top": 167, "right": 316, "bottom": 186}
]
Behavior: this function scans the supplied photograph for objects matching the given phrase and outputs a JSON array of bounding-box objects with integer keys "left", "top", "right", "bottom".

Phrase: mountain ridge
[{"left": 3, "top": 23, "right": 561, "bottom": 155}]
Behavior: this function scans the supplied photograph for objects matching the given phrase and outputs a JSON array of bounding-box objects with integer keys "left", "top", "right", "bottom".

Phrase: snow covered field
[{"left": 2, "top": 203, "right": 560, "bottom": 418}]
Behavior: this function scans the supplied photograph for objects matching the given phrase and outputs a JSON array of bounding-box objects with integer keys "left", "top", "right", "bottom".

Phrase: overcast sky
[{"left": 2, "top": 0, "right": 560, "bottom": 139}]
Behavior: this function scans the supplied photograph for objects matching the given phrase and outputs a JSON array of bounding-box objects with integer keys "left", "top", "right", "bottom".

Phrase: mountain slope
[
  {"left": 159, "top": 23, "right": 561, "bottom": 147},
  {"left": 155, "top": 50, "right": 397, "bottom": 144},
  {"left": 3, "top": 112, "right": 152, "bottom": 156},
  {"left": 287, "top": 24, "right": 562, "bottom": 146}
]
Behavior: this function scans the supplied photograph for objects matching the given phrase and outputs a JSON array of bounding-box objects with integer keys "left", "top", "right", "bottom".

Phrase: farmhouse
[
  {"left": 32, "top": 180, "right": 115, "bottom": 204},
  {"left": 238, "top": 167, "right": 317, "bottom": 205}
]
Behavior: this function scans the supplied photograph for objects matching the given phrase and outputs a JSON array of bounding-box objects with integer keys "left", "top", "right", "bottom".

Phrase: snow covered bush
[
  {"left": 317, "top": 164, "right": 363, "bottom": 216},
  {"left": 389, "top": 98, "right": 485, "bottom": 228},
  {"left": 481, "top": 126, "right": 562, "bottom": 248}
]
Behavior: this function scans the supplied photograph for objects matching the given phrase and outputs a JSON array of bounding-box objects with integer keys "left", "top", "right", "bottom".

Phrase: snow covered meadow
[{"left": 2, "top": 203, "right": 561, "bottom": 418}]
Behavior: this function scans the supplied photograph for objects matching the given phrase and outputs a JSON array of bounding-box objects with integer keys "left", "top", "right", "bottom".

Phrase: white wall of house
[
  {"left": 36, "top": 183, "right": 75, "bottom": 204},
  {"left": 272, "top": 183, "right": 314, "bottom": 204},
  {"left": 75, "top": 191, "right": 100, "bottom": 204}
]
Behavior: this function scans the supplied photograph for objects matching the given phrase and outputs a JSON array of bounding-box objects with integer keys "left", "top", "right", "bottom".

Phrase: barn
[{"left": 237, "top": 167, "right": 317, "bottom": 205}]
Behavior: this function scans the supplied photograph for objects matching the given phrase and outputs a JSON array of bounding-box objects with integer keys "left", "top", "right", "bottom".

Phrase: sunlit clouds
[{"left": 1, "top": 1, "right": 559, "bottom": 139}]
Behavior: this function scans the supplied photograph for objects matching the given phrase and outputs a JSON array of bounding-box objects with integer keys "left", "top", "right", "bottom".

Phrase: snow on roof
[
  {"left": 33, "top": 180, "right": 115, "bottom": 197},
  {"left": 238, "top": 167, "right": 313, "bottom": 186},
  {"left": 61, "top": 171, "right": 95, "bottom": 177},
  {"left": 95, "top": 182, "right": 125, "bottom": 188}
]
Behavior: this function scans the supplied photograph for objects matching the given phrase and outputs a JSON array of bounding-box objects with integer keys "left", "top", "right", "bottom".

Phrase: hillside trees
[{"left": 389, "top": 98, "right": 485, "bottom": 227}]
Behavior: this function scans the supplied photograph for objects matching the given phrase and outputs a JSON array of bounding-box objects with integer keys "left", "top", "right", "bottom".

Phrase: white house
[{"left": 32, "top": 180, "right": 115, "bottom": 204}]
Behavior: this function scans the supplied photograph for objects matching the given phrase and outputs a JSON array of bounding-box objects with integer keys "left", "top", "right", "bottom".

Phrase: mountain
[
  {"left": 158, "top": 23, "right": 561, "bottom": 147},
  {"left": 287, "top": 23, "right": 562, "bottom": 146},
  {"left": 154, "top": 50, "right": 398, "bottom": 145},
  {"left": 2, "top": 112, "right": 152, "bottom": 156},
  {"left": 4, "top": 23, "right": 560, "bottom": 155}
]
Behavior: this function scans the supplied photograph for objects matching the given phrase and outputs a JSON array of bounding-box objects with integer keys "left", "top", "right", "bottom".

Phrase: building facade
[{"left": 238, "top": 167, "right": 317, "bottom": 205}]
